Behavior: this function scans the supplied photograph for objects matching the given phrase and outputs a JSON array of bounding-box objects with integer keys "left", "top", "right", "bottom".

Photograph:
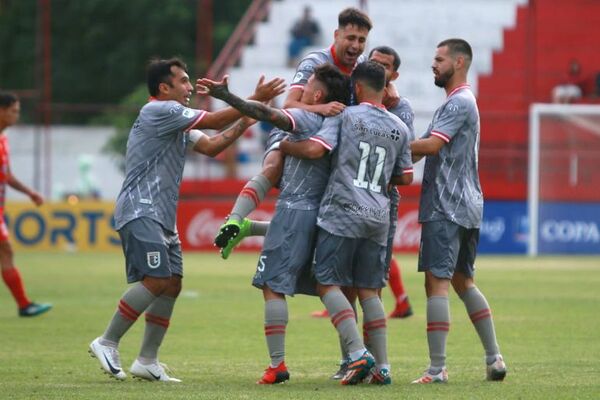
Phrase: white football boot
[
  {"left": 88, "top": 337, "right": 127, "bottom": 380},
  {"left": 130, "top": 359, "right": 182, "bottom": 382}
]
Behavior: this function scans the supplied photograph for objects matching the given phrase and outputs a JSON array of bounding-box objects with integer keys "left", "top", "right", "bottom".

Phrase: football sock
[
  {"left": 361, "top": 296, "right": 388, "bottom": 367},
  {"left": 230, "top": 174, "right": 271, "bottom": 222},
  {"left": 340, "top": 301, "right": 357, "bottom": 360},
  {"left": 459, "top": 286, "right": 500, "bottom": 364},
  {"left": 250, "top": 221, "right": 270, "bottom": 236},
  {"left": 387, "top": 258, "right": 407, "bottom": 305},
  {"left": 138, "top": 295, "right": 176, "bottom": 361},
  {"left": 322, "top": 290, "right": 364, "bottom": 359},
  {"left": 102, "top": 282, "right": 156, "bottom": 344},
  {"left": 1, "top": 267, "right": 31, "bottom": 308},
  {"left": 426, "top": 296, "right": 450, "bottom": 373},
  {"left": 264, "top": 299, "right": 288, "bottom": 367}
]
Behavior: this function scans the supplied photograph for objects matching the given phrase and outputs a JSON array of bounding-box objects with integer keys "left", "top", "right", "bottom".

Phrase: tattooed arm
[
  {"left": 197, "top": 76, "right": 293, "bottom": 131},
  {"left": 192, "top": 117, "right": 256, "bottom": 157}
]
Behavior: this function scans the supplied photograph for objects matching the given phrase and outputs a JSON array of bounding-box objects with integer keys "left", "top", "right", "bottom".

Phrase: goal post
[{"left": 528, "top": 103, "right": 600, "bottom": 255}]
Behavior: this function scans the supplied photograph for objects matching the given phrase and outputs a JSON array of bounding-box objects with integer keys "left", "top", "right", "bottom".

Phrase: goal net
[{"left": 528, "top": 104, "right": 600, "bottom": 255}]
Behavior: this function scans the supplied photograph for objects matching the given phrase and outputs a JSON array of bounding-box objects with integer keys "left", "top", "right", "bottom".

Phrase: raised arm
[
  {"left": 197, "top": 76, "right": 294, "bottom": 131},
  {"left": 192, "top": 117, "right": 256, "bottom": 158},
  {"left": 283, "top": 89, "right": 345, "bottom": 116}
]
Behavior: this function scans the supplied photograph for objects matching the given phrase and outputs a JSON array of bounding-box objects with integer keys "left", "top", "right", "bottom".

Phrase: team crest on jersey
[
  {"left": 146, "top": 252, "right": 161, "bottom": 269},
  {"left": 447, "top": 102, "right": 459, "bottom": 112},
  {"left": 182, "top": 108, "right": 195, "bottom": 118},
  {"left": 292, "top": 72, "right": 304, "bottom": 84}
]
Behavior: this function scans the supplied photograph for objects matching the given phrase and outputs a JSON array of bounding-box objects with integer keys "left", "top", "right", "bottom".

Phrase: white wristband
[{"left": 187, "top": 129, "right": 206, "bottom": 144}]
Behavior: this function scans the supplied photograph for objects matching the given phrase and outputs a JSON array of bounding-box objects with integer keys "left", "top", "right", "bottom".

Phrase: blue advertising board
[
  {"left": 479, "top": 201, "right": 528, "bottom": 254},
  {"left": 538, "top": 202, "right": 600, "bottom": 254}
]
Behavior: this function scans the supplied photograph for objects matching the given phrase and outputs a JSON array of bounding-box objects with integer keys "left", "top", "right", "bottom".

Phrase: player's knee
[
  {"left": 165, "top": 276, "right": 182, "bottom": 298},
  {"left": 142, "top": 276, "right": 170, "bottom": 296}
]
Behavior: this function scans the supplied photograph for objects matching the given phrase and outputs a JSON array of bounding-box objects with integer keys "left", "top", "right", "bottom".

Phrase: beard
[{"left": 434, "top": 68, "right": 454, "bottom": 88}]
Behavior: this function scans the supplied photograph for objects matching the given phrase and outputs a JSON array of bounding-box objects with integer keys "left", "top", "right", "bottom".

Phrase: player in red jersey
[{"left": 0, "top": 91, "right": 52, "bottom": 317}]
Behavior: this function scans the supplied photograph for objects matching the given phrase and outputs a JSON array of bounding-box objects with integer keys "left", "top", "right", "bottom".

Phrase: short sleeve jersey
[
  {"left": 418, "top": 85, "right": 483, "bottom": 228},
  {"left": 0, "top": 135, "right": 10, "bottom": 210},
  {"left": 114, "top": 99, "right": 206, "bottom": 232},
  {"left": 388, "top": 97, "right": 416, "bottom": 141},
  {"left": 317, "top": 103, "right": 414, "bottom": 245},
  {"left": 276, "top": 108, "right": 332, "bottom": 210}
]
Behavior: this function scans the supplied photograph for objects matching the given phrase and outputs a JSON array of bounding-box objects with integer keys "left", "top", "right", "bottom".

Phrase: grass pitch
[{"left": 1, "top": 252, "right": 599, "bottom": 399}]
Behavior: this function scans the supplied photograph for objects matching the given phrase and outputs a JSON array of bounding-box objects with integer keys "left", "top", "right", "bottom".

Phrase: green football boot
[{"left": 219, "top": 218, "right": 252, "bottom": 260}]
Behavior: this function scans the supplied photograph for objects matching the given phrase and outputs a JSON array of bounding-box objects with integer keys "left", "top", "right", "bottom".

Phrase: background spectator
[
  {"left": 287, "top": 6, "right": 321, "bottom": 67},
  {"left": 552, "top": 59, "right": 584, "bottom": 103}
]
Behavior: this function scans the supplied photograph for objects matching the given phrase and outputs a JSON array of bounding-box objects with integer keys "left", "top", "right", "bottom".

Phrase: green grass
[{"left": 1, "top": 252, "right": 599, "bottom": 399}]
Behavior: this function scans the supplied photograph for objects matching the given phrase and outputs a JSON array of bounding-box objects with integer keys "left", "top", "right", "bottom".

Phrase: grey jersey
[
  {"left": 388, "top": 97, "right": 416, "bottom": 140},
  {"left": 317, "top": 103, "right": 414, "bottom": 245},
  {"left": 114, "top": 99, "right": 205, "bottom": 232},
  {"left": 418, "top": 85, "right": 483, "bottom": 228},
  {"left": 277, "top": 108, "right": 331, "bottom": 210}
]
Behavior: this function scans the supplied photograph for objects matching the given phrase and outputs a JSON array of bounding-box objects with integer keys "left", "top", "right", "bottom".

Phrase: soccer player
[
  {"left": 198, "top": 63, "right": 351, "bottom": 384},
  {"left": 312, "top": 61, "right": 413, "bottom": 385},
  {"left": 409, "top": 39, "right": 506, "bottom": 384},
  {"left": 0, "top": 91, "right": 52, "bottom": 317},
  {"left": 88, "top": 57, "right": 284, "bottom": 382},
  {"left": 212, "top": 7, "right": 373, "bottom": 254}
]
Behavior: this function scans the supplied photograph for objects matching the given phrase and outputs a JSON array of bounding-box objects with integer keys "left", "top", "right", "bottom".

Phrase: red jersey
[{"left": 0, "top": 134, "right": 10, "bottom": 210}]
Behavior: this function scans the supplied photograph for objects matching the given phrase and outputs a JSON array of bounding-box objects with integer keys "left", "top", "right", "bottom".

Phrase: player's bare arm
[
  {"left": 197, "top": 76, "right": 293, "bottom": 131},
  {"left": 195, "top": 75, "right": 285, "bottom": 130},
  {"left": 193, "top": 116, "right": 256, "bottom": 157},
  {"left": 279, "top": 138, "right": 328, "bottom": 159},
  {"left": 390, "top": 172, "right": 413, "bottom": 186},
  {"left": 284, "top": 89, "right": 345, "bottom": 116},
  {"left": 410, "top": 136, "right": 446, "bottom": 158},
  {"left": 7, "top": 171, "right": 44, "bottom": 206}
]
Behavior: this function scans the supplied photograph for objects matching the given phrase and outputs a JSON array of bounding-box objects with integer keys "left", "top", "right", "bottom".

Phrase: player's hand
[
  {"left": 314, "top": 101, "right": 345, "bottom": 116},
  {"left": 29, "top": 191, "right": 44, "bottom": 206},
  {"left": 240, "top": 115, "right": 257, "bottom": 127},
  {"left": 382, "top": 82, "right": 400, "bottom": 109},
  {"left": 196, "top": 75, "right": 230, "bottom": 99},
  {"left": 251, "top": 75, "right": 286, "bottom": 102}
]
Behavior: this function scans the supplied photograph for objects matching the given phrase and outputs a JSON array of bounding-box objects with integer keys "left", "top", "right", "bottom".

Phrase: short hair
[
  {"left": 351, "top": 61, "right": 386, "bottom": 92},
  {"left": 0, "top": 91, "right": 19, "bottom": 108},
  {"left": 312, "top": 63, "right": 351, "bottom": 105},
  {"left": 147, "top": 57, "right": 188, "bottom": 97},
  {"left": 338, "top": 7, "right": 372, "bottom": 31},
  {"left": 437, "top": 38, "right": 473, "bottom": 67},
  {"left": 369, "top": 46, "right": 401, "bottom": 71}
]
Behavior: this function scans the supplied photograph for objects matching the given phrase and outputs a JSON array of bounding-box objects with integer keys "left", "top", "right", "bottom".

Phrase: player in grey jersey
[
  {"left": 313, "top": 61, "right": 413, "bottom": 385},
  {"left": 89, "top": 57, "right": 284, "bottom": 382},
  {"left": 409, "top": 39, "right": 506, "bottom": 384},
  {"left": 198, "top": 64, "right": 351, "bottom": 384}
]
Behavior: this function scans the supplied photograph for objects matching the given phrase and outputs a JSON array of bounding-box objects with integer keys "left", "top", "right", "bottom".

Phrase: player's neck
[
  {"left": 445, "top": 78, "right": 469, "bottom": 97},
  {"left": 358, "top": 93, "right": 383, "bottom": 106}
]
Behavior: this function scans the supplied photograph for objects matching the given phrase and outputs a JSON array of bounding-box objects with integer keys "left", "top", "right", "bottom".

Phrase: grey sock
[
  {"left": 322, "top": 290, "right": 363, "bottom": 355},
  {"left": 426, "top": 296, "right": 450, "bottom": 372},
  {"left": 264, "top": 299, "right": 288, "bottom": 366},
  {"left": 102, "top": 282, "right": 156, "bottom": 344},
  {"left": 230, "top": 174, "right": 271, "bottom": 222},
  {"left": 460, "top": 287, "right": 500, "bottom": 364},
  {"left": 138, "top": 295, "right": 176, "bottom": 361},
  {"left": 361, "top": 296, "right": 387, "bottom": 367},
  {"left": 250, "top": 221, "right": 270, "bottom": 236},
  {"left": 339, "top": 301, "right": 357, "bottom": 361}
]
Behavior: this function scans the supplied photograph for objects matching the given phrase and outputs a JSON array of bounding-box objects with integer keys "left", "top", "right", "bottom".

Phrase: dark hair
[
  {"left": 0, "top": 91, "right": 19, "bottom": 108},
  {"left": 338, "top": 7, "right": 372, "bottom": 31},
  {"left": 147, "top": 57, "right": 188, "bottom": 96},
  {"left": 351, "top": 61, "right": 386, "bottom": 92},
  {"left": 369, "top": 46, "right": 401, "bottom": 71},
  {"left": 437, "top": 38, "right": 473, "bottom": 66},
  {"left": 312, "top": 63, "right": 351, "bottom": 105}
]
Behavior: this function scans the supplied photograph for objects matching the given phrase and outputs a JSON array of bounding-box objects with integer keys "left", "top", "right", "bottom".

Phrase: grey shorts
[
  {"left": 252, "top": 208, "right": 319, "bottom": 296},
  {"left": 118, "top": 217, "right": 183, "bottom": 284},
  {"left": 418, "top": 220, "right": 479, "bottom": 279},
  {"left": 263, "top": 129, "right": 286, "bottom": 159},
  {"left": 313, "top": 228, "right": 387, "bottom": 289}
]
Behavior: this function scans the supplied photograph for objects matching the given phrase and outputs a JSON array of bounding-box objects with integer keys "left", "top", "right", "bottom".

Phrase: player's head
[
  {"left": 351, "top": 60, "right": 386, "bottom": 101},
  {"left": 147, "top": 57, "right": 194, "bottom": 105},
  {"left": 301, "top": 63, "right": 351, "bottom": 106},
  {"left": 432, "top": 38, "right": 472, "bottom": 88},
  {"left": 334, "top": 8, "right": 372, "bottom": 69},
  {"left": 0, "top": 91, "right": 20, "bottom": 129},
  {"left": 369, "top": 46, "right": 401, "bottom": 84}
]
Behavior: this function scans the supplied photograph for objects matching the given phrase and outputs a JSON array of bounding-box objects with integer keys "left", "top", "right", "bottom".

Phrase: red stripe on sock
[
  {"left": 118, "top": 300, "right": 140, "bottom": 321},
  {"left": 264, "top": 324, "right": 286, "bottom": 335},
  {"left": 145, "top": 313, "right": 170, "bottom": 328},
  {"left": 470, "top": 310, "right": 492, "bottom": 323},
  {"left": 469, "top": 308, "right": 491, "bottom": 320},
  {"left": 240, "top": 188, "right": 260, "bottom": 207},
  {"left": 1, "top": 267, "right": 31, "bottom": 308},
  {"left": 265, "top": 330, "right": 286, "bottom": 336},
  {"left": 364, "top": 318, "right": 387, "bottom": 330},
  {"left": 331, "top": 309, "right": 355, "bottom": 327},
  {"left": 427, "top": 321, "right": 450, "bottom": 332}
]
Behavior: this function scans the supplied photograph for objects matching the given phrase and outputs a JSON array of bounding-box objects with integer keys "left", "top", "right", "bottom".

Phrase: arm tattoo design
[{"left": 219, "top": 91, "right": 292, "bottom": 131}]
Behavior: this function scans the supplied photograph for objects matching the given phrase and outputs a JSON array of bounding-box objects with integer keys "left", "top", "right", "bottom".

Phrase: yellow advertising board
[{"left": 4, "top": 201, "right": 121, "bottom": 252}]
